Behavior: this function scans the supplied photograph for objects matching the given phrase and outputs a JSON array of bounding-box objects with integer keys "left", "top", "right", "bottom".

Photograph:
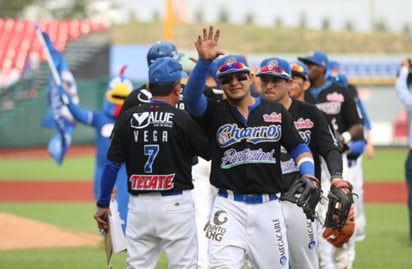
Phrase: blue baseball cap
[
  {"left": 298, "top": 50, "right": 329, "bottom": 68},
  {"left": 146, "top": 40, "right": 184, "bottom": 66},
  {"left": 256, "top": 57, "right": 291, "bottom": 80},
  {"left": 216, "top": 54, "right": 250, "bottom": 79},
  {"left": 290, "top": 60, "right": 309, "bottom": 80},
  {"left": 149, "top": 57, "right": 187, "bottom": 84},
  {"left": 328, "top": 60, "right": 341, "bottom": 71}
]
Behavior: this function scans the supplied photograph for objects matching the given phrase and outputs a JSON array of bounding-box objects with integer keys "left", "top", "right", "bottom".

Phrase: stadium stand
[
  {"left": 0, "top": 18, "right": 109, "bottom": 113},
  {"left": 0, "top": 18, "right": 108, "bottom": 77}
]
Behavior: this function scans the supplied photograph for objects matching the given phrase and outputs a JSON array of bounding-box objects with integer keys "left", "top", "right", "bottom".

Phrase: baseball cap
[
  {"left": 256, "top": 57, "right": 291, "bottom": 80},
  {"left": 298, "top": 50, "right": 329, "bottom": 68},
  {"left": 149, "top": 57, "right": 187, "bottom": 84},
  {"left": 290, "top": 60, "right": 309, "bottom": 80},
  {"left": 328, "top": 60, "right": 341, "bottom": 71},
  {"left": 216, "top": 54, "right": 250, "bottom": 79},
  {"left": 146, "top": 40, "right": 184, "bottom": 66}
]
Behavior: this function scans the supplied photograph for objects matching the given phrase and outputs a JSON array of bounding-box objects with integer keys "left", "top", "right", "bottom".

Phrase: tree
[
  {"left": 0, "top": 0, "right": 37, "bottom": 17},
  {"left": 244, "top": 12, "right": 254, "bottom": 25}
]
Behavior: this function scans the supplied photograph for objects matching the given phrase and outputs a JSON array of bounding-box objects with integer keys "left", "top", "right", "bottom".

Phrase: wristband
[
  {"left": 297, "top": 157, "right": 315, "bottom": 176},
  {"left": 96, "top": 202, "right": 109, "bottom": 208}
]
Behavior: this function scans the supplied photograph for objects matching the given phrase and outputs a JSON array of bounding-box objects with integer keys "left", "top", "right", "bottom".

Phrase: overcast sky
[{"left": 115, "top": 0, "right": 411, "bottom": 33}]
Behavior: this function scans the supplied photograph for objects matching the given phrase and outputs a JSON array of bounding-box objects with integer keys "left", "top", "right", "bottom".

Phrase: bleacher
[
  {"left": 0, "top": 18, "right": 109, "bottom": 113},
  {"left": 0, "top": 18, "right": 108, "bottom": 76}
]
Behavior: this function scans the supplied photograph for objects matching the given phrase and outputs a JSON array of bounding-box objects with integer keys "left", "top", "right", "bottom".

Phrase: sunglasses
[
  {"left": 220, "top": 74, "right": 249, "bottom": 85},
  {"left": 291, "top": 63, "right": 305, "bottom": 73},
  {"left": 218, "top": 61, "right": 248, "bottom": 73}
]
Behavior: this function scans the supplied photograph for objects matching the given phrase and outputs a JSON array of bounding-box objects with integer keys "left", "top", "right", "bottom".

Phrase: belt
[
  {"left": 135, "top": 190, "right": 183, "bottom": 197},
  {"left": 218, "top": 189, "right": 277, "bottom": 204}
]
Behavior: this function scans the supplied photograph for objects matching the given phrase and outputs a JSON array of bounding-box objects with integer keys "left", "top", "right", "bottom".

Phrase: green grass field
[{"left": 0, "top": 146, "right": 411, "bottom": 268}]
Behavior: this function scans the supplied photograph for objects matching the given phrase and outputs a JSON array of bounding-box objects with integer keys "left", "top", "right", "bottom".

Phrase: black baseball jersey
[
  {"left": 108, "top": 101, "right": 210, "bottom": 195},
  {"left": 304, "top": 81, "right": 364, "bottom": 136},
  {"left": 120, "top": 83, "right": 186, "bottom": 116},
  {"left": 195, "top": 96, "right": 306, "bottom": 194},
  {"left": 280, "top": 99, "right": 343, "bottom": 190}
]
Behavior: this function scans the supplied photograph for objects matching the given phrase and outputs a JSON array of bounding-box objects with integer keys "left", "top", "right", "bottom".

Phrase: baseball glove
[
  {"left": 322, "top": 180, "right": 356, "bottom": 248},
  {"left": 280, "top": 175, "right": 322, "bottom": 221}
]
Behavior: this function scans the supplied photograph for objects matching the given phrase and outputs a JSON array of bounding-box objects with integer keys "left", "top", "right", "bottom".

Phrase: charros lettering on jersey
[
  {"left": 217, "top": 124, "right": 282, "bottom": 147},
  {"left": 129, "top": 174, "right": 175, "bottom": 190},
  {"left": 294, "top": 118, "right": 314, "bottom": 144}
]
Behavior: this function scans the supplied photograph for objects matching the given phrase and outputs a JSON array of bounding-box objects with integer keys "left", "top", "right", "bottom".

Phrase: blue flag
[{"left": 39, "top": 31, "right": 78, "bottom": 165}]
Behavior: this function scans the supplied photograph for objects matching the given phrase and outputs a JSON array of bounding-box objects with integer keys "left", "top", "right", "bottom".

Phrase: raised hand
[{"left": 194, "top": 26, "right": 225, "bottom": 61}]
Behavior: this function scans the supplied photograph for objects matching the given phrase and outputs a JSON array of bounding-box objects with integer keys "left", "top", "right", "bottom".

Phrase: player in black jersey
[
  {"left": 298, "top": 50, "right": 364, "bottom": 269},
  {"left": 259, "top": 57, "right": 343, "bottom": 269},
  {"left": 184, "top": 26, "right": 318, "bottom": 269},
  {"left": 94, "top": 57, "right": 210, "bottom": 268}
]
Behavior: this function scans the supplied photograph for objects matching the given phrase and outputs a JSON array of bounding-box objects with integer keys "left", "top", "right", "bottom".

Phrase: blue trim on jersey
[
  {"left": 290, "top": 143, "right": 311, "bottom": 160},
  {"left": 309, "top": 80, "right": 332, "bottom": 99},
  {"left": 299, "top": 161, "right": 315, "bottom": 177},
  {"left": 183, "top": 58, "right": 211, "bottom": 117},
  {"left": 347, "top": 139, "right": 366, "bottom": 159},
  {"left": 98, "top": 160, "right": 122, "bottom": 206}
]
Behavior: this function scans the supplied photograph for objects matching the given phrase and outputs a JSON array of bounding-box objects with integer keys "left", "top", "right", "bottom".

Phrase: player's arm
[
  {"left": 281, "top": 106, "right": 316, "bottom": 177},
  {"left": 396, "top": 58, "right": 412, "bottom": 110},
  {"left": 59, "top": 85, "right": 93, "bottom": 125},
  {"left": 184, "top": 26, "right": 224, "bottom": 117},
  {"left": 340, "top": 88, "right": 364, "bottom": 142},
  {"left": 183, "top": 58, "right": 210, "bottom": 117},
  {"left": 312, "top": 107, "right": 343, "bottom": 180}
]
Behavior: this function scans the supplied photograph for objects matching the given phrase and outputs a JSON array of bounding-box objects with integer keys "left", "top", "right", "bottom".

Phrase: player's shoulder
[
  {"left": 260, "top": 97, "right": 284, "bottom": 109},
  {"left": 290, "top": 98, "right": 322, "bottom": 118}
]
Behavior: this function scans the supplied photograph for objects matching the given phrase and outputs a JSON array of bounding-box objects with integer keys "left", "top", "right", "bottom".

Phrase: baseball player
[
  {"left": 183, "top": 26, "right": 318, "bottom": 269},
  {"left": 118, "top": 40, "right": 185, "bottom": 115},
  {"left": 298, "top": 50, "right": 364, "bottom": 269},
  {"left": 395, "top": 58, "right": 412, "bottom": 247},
  {"left": 259, "top": 57, "right": 344, "bottom": 269},
  {"left": 94, "top": 57, "right": 210, "bottom": 268},
  {"left": 59, "top": 66, "right": 133, "bottom": 233},
  {"left": 327, "top": 68, "right": 373, "bottom": 241},
  {"left": 114, "top": 40, "right": 217, "bottom": 268}
]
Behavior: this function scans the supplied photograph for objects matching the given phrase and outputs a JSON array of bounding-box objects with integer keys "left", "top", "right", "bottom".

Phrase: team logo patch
[
  {"left": 137, "top": 89, "right": 152, "bottom": 103},
  {"left": 263, "top": 112, "right": 282, "bottom": 122},
  {"left": 326, "top": 92, "right": 344, "bottom": 103},
  {"left": 130, "top": 111, "right": 174, "bottom": 129},
  {"left": 206, "top": 210, "right": 228, "bottom": 242},
  {"left": 129, "top": 174, "right": 175, "bottom": 190},
  {"left": 316, "top": 102, "right": 341, "bottom": 115},
  {"left": 294, "top": 118, "right": 314, "bottom": 129}
]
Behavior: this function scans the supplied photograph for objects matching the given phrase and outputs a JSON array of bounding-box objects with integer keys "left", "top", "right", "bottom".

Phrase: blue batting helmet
[{"left": 146, "top": 40, "right": 184, "bottom": 66}]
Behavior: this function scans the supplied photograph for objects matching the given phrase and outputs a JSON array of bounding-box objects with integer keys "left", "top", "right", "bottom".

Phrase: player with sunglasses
[{"left": 183, "top": 26, "right": 318, "bottom": 269}]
